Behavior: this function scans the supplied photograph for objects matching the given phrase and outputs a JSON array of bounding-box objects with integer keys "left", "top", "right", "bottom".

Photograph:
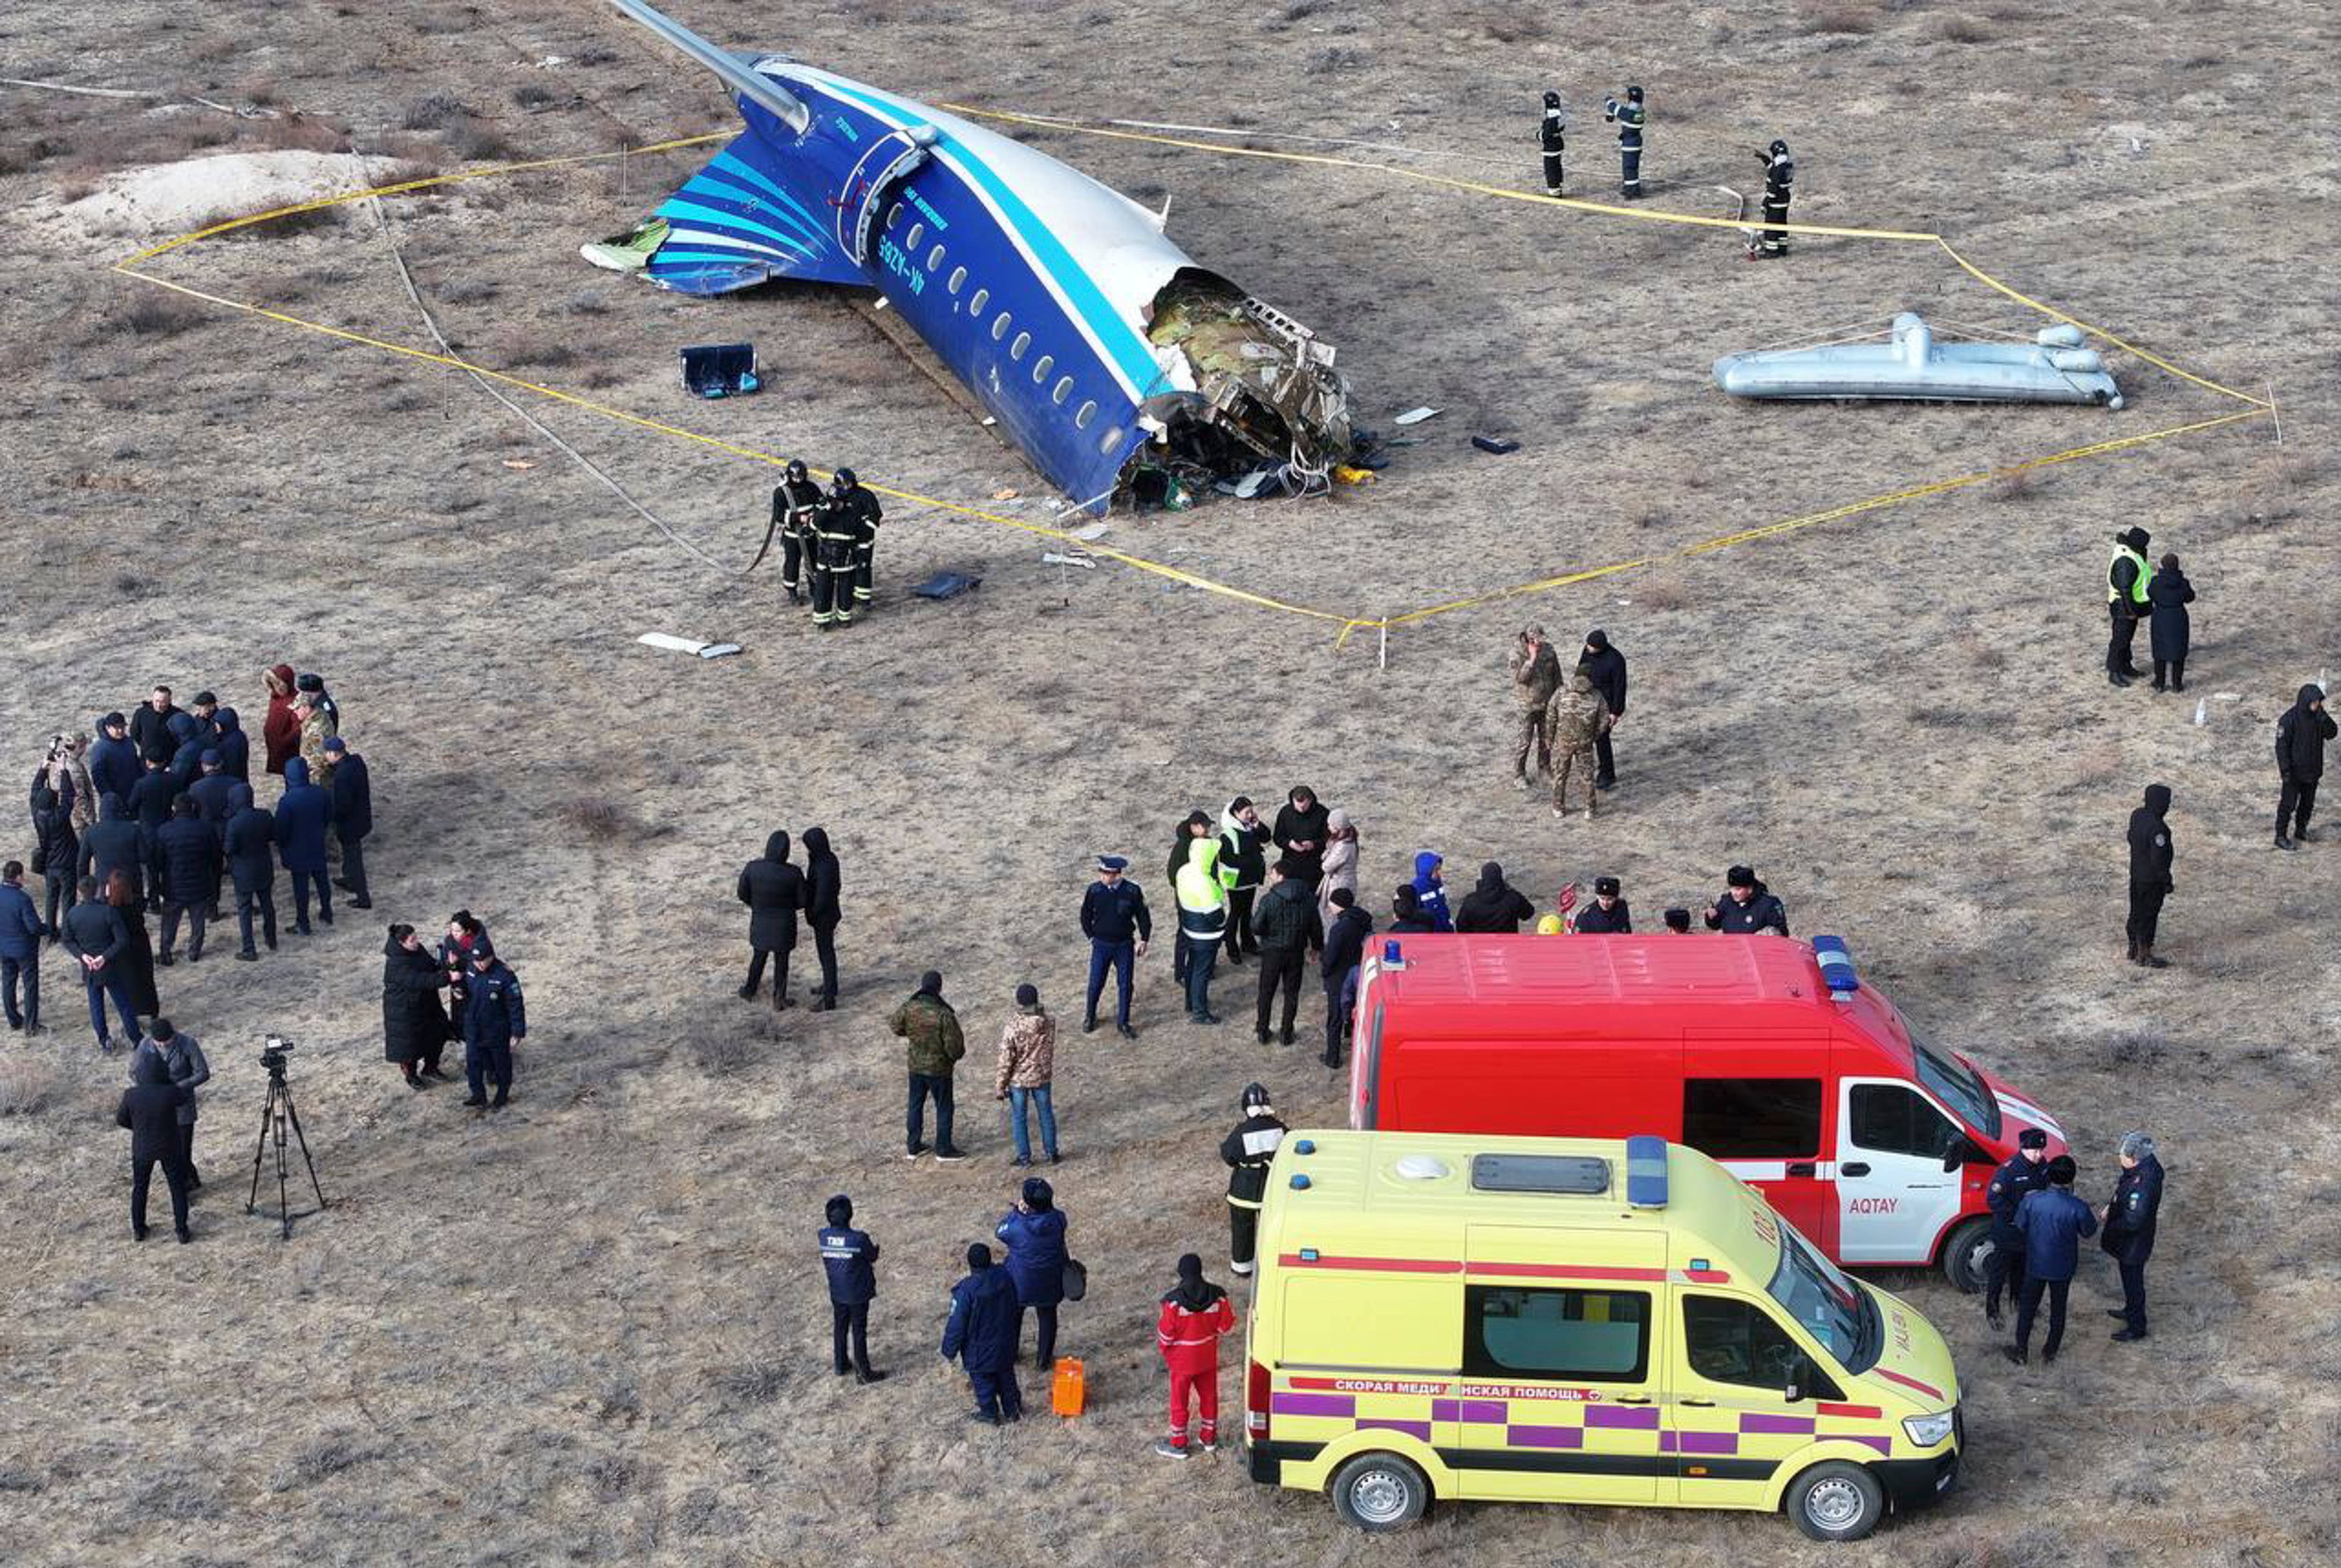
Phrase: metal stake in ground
[{"left": 246, "top": 1036, "right": 328, "bottom": 1240}]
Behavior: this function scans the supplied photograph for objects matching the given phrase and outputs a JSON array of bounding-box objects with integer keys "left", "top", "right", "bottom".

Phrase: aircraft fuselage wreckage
[{"left": 591, "top": 0, "right": 1353, "bottom": 513}]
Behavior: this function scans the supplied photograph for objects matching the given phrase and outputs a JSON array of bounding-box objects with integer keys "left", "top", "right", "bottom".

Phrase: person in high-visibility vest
[{"left": 2105, "top": 526, "right": 2152, "bottom": 686}]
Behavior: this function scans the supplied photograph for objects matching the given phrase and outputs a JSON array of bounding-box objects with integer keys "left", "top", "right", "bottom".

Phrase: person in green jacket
[
  {"left": 891, "top": 970, "right": 966, "bottom": 1160},
  {"left": 1174, "top": 840, "right": 1229, "bottom": 1026}
]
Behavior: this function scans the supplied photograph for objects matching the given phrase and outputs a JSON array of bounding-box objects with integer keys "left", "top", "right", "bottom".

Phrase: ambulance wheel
[
  {"left": 1787, "top": 1460, "right": 1885, "bottom": 1542},
  {"left": 1330, "top": 1452, "right": 1429, "bottom": 1531},
  {"left": 1943, "top": 1216, "right": 1992, "bottom": 1294}
]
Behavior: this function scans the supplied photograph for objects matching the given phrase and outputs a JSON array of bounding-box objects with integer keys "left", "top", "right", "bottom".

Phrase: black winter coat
[
  {"left": 79, "top": 809, "right": 143, "bottom": 900},
  {"left": 800, "top": 827, "right": 841, "bottom": 930},
  {"left": 117, "top": 1059, "right": 190, "bottom": 1162},
  {"left": 89, "top": 736, "right": 141, "bottom": 804},
  {"left": 382, "top": 935, "right": 451, "bottom": 1063},
  {"left": 62, "top": 897, "right": 128, "bottom": 966},
  {"left": 2276, "top": 686, "right": 2334, "bottom": 781},
  {"left": 1250, "top": 877, "right": 1323, "bottom": 953},
  {"left": 2101, "top": 1155, "right": 2164, "bottom": 1265},
  {"left": 187, "top": 773, "right": 240, "bottom": 840},
  {"left": 737, "top": 831, "right": 802, "bottom": 951},
  {"left": 1271, "top": 796, "right": 1332, "bottom": 882},
  {"left": 1321, "top": 905, "right": 1373, "bottom": 980},
  {"left": 128, "top": 769, "right": 177, "bottom": 831},
  {"left": 2147, "top": 568, "right": 2194, "bottom": 663},
  {"left": 223, "top": 800, "right": 277, "bottom": 894},
  {"left": 155, "top": 817, "right": 221, "bottom": 905},
  {"left": 1706, "top": 884, "right": 1789, "bottom": 936},
  {"left": 331, "top": 753, "right": 373, "bottom": 840},
  {"left": 129, "top": 704, "right": 180, "bottom": 766},
  {"left": 1456, "top": 867, "right": 1535, "bottom": 933},
  {"left": 1579, "top": 644, "right": 1628, "bottom": 717},
  {"left": 32, "top": 799, "right": 77, "bottom": 880},
  {"left": 2127, "top": 785, "right": 2174, "bottom": 887},
  {"left": 1574, "top": 897, "right": 1633, "bottom": 933}
]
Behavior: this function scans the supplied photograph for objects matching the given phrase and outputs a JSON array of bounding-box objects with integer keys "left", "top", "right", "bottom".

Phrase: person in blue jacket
[
  {"left": 322, "top": 737, "right": 372, "bottom": 909},
  {"left": 996, "top": 1176, "right": 1069, "bottom": 1371},
  {"left": 459, "top": 942, "right": 526, "bottom": 1110},
  {"left": 943, "top": 1242, "right": 1024, "bottom": 1424},
  {"left": 273, "top": 757, "right": 332, "bottom": 933},
  {"left": 819, "top": 1194, "right": 887, "bottom": 1383},
  {"left": 222, "top": 784, "right": 278, "bottom": 960},
  {"left": 2006, "top": 1154, "right": 2097, "bottom": 1366},
  {"left": 211, "top": 707, "right": 251, "bottom": 784},
  {"left": 0, "top": 860, "right": 43, "bottom": 1033},
  {"left": 1409, "top": 852, "right": 1455, "bottom": 933},
  {"left": 88, "top": 713, "right": 141, "bottom": 807},
  {"left": 165, "top": 712, "right": 206, "bottom": 791}
]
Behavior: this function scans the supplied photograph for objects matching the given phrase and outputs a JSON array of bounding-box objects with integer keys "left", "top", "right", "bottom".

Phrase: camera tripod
[{"left": 247, "top": 1053, "right": 327, "bottom": 1240}]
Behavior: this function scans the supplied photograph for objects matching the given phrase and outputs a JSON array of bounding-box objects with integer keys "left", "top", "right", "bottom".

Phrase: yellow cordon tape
[{"left": 111, "top": 113, "right": 2270, "bottom": 644}]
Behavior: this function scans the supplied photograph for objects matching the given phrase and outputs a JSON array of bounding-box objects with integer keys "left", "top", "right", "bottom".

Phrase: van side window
[
  {"left": 1463, "top": 1285, "right": 1648, "bottom": 1383},
  {"left": 1848, "top": 1084, "right": 1960, "bottom": 1160},
  {"left": 1683, "top": 1079, "right": 1821, "bottom": 1158},
  {"left": 1682, "top": 1295, "right": 1844, "bottom": 1399}
]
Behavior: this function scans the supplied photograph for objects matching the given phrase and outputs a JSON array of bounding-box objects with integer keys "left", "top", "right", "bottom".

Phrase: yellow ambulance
[{"left": 1242, "top": 1131, "right": 1962, "bottom": 1541}]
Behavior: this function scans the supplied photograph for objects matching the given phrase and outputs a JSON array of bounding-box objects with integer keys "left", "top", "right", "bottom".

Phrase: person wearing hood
[
  {"left": 736, "top": 830, "right": 804, "bottom": 1009},
  {"left": 79, "top": 792, "right": 145, "bottom": 907},
  {"left": 460, "top": 941, "right": 526, "bottom": 1110},
  {"left": 2146, "top": 553, "right": 2194, "bottom": 694},
  {"left": 1705, "top": 865, "right": 1789, "bottom": 936},
  {"left": 127, "top": 759, "right": 178, "bottom": 907},
  {"left": 1154, "top": 1253, "right": 1235, "bottom": 1460},
  {"left": 2100, "top": 1131, "right": 2164, "bottom": 1343},
  {"left": 800, "top": 827, "right": 843, "bottom": 1011},
  {"left": 2105, "top": 526, "right": 2152, "bottom": 686},
  {"left": 155, "top": 798, "right": 221, "bottom": 965},
  {"left": 892, "top": 970, "right": 966, "bottom": 1160},
  {"left": 211, "top": 707, "right": 250, "bottom": 784},
  {"left": 996, "top": 1176, "right": 1070, "bottom": 1370},
  {"left": 129, "top": 1018, "right": 210, "bottom": 1188},
  {"left": 64, "top": 877, "right": 136, "bottom": 1049},
  {"left": 819, "top": 1194, "right": 887, "bottom": 1383},
  {"left": 89, "top": 713, "right": 141, "bottom": 808},
  {"left": 1216, "top": 797, "right": 1270, "bottom": 967},
  {"left": 1580, "top": 629, "right": 1629, "bottom": 789},
  {"left": 1220, "top": 1083, "right": 1287, "bottom": 1275},
  {"left": 1320, "top": 887, "right": 1373, "bottom": 1068},
  {"left": 1456, "top": 861, "right": 1536, "bottom": 933},
  {"left": 1174, "top": 836, "right": 1230, "bottom": 1025},
  {"left": 2275, "top": 682, "right": 2334, "bottom": 850},
  {"left": 324, "top": 737, "right": 372, "bottom": 909},
  {"left": 186, "top": 752, "right": 240, "bottom": 849},
  {"left": 130, "top": 686, "right": 181, "bottom": 767},
  {"left": 117, "top": 1047, "right": 192, "bottom": 1243},
  {"left": 1507, "top": 626, "right": 1564, "bottom": 788},
  {"left": 942, "top": 1243, "right": 1023, "bottom": 1423},
  {"left": 273, "top": 757, "right": 332, "bottom": 934},
  {"left": 165, "top": 711, "right": 206, "bottom": 791},
  {"left": 222, "top": 784, "right": 278, "bottom": 960},
  {"left": 0, "top": 861, "right": 41, "bottom": 1033},
  {"left": 995, "top": 982, "right": 1059, "bottom": 1166},
  {"left": 31, "top": 785, "right": 78, "bottom": 938},
  {"left": 383, "top": 923, "right": 452, "bottom": 1089},
  {"left": 1547, "top": 669, "right": 1611, "bottom": 819},
  {"left": 1249, "top": 859, "right": 1324, "bottom": 1047},
  {"left": 1315, "top": 808, "right": 1359, "bottom": 930},
  {"left": 1271, "top": 786, "right": 1332, "bottom": 888},
  {"left": 2126, "top": 784, "right": 2175, "bottom": 967},
  {"left": 1078, "top": 854, "right": 1151, "bottom": 1040},
  {"left": 1573, "top": 875, "right": 1632, "bottom": 933},
  {"left": 1409, "top": 853, "right": 1455, "bottom": 933},
  {"left": 1389, "top": 884, "right": 1436, "bottom": 934},
  {"left": 262, "top": 665, "right": 301, "bottom": 777}
]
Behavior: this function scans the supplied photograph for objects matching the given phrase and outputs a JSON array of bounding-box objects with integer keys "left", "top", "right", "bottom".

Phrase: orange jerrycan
[{"left": 1051, "top": 1357, "right": 1086, "bottom": 1417}]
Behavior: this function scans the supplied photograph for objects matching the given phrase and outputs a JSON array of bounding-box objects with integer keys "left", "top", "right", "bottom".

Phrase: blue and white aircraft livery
[{"left": 596, "top": 0, "right": 1353, "bottom": 512}]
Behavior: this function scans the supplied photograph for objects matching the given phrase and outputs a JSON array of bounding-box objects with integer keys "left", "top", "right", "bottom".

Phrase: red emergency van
[{"left": 1346, "top": 933, "right": 2064, "bottom": 1290}]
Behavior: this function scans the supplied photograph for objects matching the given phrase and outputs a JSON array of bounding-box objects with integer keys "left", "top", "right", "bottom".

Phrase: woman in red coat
[
  {"left": 1154, "top": 1253, "right": 1234, "bottom": 1459},
  {"left": 262, "top": 664, "right": 299, "bottom": 777}
]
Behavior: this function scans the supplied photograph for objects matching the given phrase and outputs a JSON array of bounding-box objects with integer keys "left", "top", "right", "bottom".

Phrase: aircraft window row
[
  {"left": 966, "top": 304, "right": 1098, "bottom": 438},
  {"left": 1052, "top": 376, "right": 1072, "bottom": 406},
  {"left": 1097, "top": 424, "right": 1122, "bottom": 455},
  {"left": 948, "top": 266, "right": 967, "bottom": 294},
  {"left": 992, "top": 311, "right": 1011, "bottom": 342},
  {"left": 1011, "top": 331, "right": 1031, "bottom": 361},
  {"left": 904, "top": 221, "right": 925, "bottom": 250},
  {"left": 969, "top": 287, "right": 990, "bottom": 315},
  {"left": 1032, "top": 354, "right": 1053, "bottom": 384},
  {"left": 886, "top": 203, "right": 903, "bottom": 230},
  {"left": 927, "top": 242, "right": 945, "bottom": 271},
  {"left": 1075, "top": 400, "right": 1097, "bottom": 430}
]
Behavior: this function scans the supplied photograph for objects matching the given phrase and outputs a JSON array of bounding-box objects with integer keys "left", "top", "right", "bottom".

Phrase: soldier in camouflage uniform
[
  {"left": 1547, "top": 670, "right": 1611, "bottom": 818},
  {"left": 1506, "top": 627, "right": 1563, "bottom": 789}
]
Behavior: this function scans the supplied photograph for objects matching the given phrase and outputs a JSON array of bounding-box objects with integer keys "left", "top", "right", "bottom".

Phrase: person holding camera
[
  {"left": 1603, "top": 85, "right": 1647, "bottom": 198},
  {"left": 459, "top": 941, "right": 526, "bottom": 1111}
]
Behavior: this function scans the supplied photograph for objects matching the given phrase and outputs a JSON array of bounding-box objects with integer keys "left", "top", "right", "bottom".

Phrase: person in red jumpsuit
[{"left": 1154, "top": 1253, "right": 1235, "bottom": 1459}]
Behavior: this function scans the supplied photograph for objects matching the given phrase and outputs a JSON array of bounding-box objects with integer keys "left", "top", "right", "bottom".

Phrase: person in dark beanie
[
  {"left": 996, "top": 1176, "right": 1070, "bottom": 1370},
  {"left": 1250, "top": 859, "right": 1323, "bottom": 1047},
  {"left": 819, "top": 1194, "right": 887, "bottom": 1383},
  {"left": 1217, "top": 796, "right": 1269, "bottom": 967},
  {"left": 129, "top": 1018, "right": 210, "bottom": 1188},
  {"left": 799, "top": 826, "right": 843, "bottom": 1011},
  {"left": 2146, "top": 554, "right": 2194, "bottom": 693},
  {"left": 2126, "top": 784, "right": 2175, "bottom": 966},
  {"left": 1573, "top": 875, "right": 1632, "bottom": 933},
  {"left": 1388, "top": 884, "right": 1435, "bottom": 934},
  {"left": 1078, "top": 854, "right": 1151, "bottom": 1040},
  {"left": 943, "top": 1242, "right": 1023, "bottom": 1423},
  {"left": 383, "top": 923, "right": 452, "bottom": 1089},
  {"left": 1320, "top": 887, "right": 1373, "bottom": 1068},
  {"left": 892, "top": 970, "right": 966, "bottom": 1160},
  {"left": 2006, "top": 1154, "right": 2096, "bottom": 1366},
  {"left": 1663, "top": 907, "right": 1693, "bottom": 933},
  {"left": 1154, "top": 1253, "right": 1235, "bottom": 1459},
  {"left": 273, "top": 757, "right": 332, "bottom": 933},
  {"left": 117, "top": 1048, "right": 192, "bottom": 1243},
  {"left": 1220, "top": 1083, "right": 1287, "bottom": 1275},
  {"left": 2105, "top": 526, "right": 2151, "bottom": 685},
  {"left": 324, "top": 736, "right": 372, "bottom": 909},
  {"left": 995, "top": 982, "right": 1059, "bottom": 1166},
  {"left": 1705, "top": 865, "right": 1789, "bottom": 936},
  {"left": 222, "top": 784, "right": 277, "bottom": 960},
  {"left": 459, "top": 942, "right": 526, "bottom": 1111},
  {"left": 1456, "top": 861, "right": 1536, "bottom": 933},
  {"left": 63, "top": 876, "right": 136, "bottom": 1050},
  {"left": 735, "top": 831, "right": 803, "bottom": 1008},
  {"left": 155, "top": 797, "right": 220, "bottom": 966},
  {"left": 1982, "top": 1128, "right": 2049, "bottom": 1331},
  {"left": 2101, "top": 1131, "right": 2164, "bottom": 1343},
  {"left": 0, "top": 861, "right": 41, "bottom": 1032},
  {"left": 1579, "top": 629, "right": 1628, "bottom": 789},
  {"left": 2275, "top": 683, "right": 2333, "bottom": 850}
]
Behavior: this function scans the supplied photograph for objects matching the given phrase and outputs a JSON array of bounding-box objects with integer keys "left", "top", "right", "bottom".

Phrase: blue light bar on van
[
  {"left": 1382, "top": 938, "right": 1404, "bottom": 967},
  {"left": 1812, "top": 934, "right": 1858, "bottom": 999},
  {"left": 1624, "top": 1136, "right": 1668, "bottom": 1208}
]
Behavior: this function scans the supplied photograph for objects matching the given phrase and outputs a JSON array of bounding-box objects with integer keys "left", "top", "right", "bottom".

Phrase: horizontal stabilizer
[{"left": 639, "top": 145, "right": 865, "bottom": 294}]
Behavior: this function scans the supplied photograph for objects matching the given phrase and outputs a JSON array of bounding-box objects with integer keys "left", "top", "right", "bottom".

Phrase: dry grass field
[{"left": 1, "top": 0, "right": 2337, "bottom": 1564}]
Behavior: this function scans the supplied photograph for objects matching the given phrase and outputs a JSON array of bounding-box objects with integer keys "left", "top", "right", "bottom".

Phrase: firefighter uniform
[
  {"left": 772, "top": 468, "right": 824, "bottom": 604},
  {"left": 1606, "top": 87, "right": 1646, "bottom": 198},
  {"left": 828, "top": 470, "right": 883, "bottom": 622},
  {"left": 1539, "top": 90, "right": 1566, "bottom": 196},
  {"left": 1218, "top": 1084, "right": 1287, "bottom": 1276},
  {"left": 1756, "top": 140, "right": 1793, "bottom": 257},
  {"left": 1983, "top": 1134, "right": 2048, "bottom": 1327},
  {"left": 809, "top": 497, "right": 857, "bottom": 630}
]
